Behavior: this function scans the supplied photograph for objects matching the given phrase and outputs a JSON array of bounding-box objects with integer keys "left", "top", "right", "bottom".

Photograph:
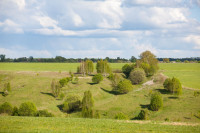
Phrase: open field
[
  {"left": 0, "top": 63, "right": 126, "bottom": 72},
  {"left": 0, "top": 116, "right": 200, "bottom": 133},
  {"left": 159, "top": 63, "right": 200, "bottom": 89}
]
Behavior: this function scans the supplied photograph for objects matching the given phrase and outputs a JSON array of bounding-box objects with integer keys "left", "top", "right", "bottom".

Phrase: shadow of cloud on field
[
  {"left": 155, "top": 89, "right": 169, "bottom": 94},
  {"left": 40, "top": 92, "right": 55, "bottom": 97},
  {"left": 100, "top": 87, "right": 120, "bottom": 95}
]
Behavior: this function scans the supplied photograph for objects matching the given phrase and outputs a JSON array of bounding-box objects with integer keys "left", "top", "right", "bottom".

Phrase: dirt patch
[{"left": 161, "top": 122, "right": 200, "bottom": 126}]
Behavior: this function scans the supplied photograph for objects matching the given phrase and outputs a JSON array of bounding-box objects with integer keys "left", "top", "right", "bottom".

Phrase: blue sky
[{"left": 0, "top": 0, "right": 200, "bottom": 59}]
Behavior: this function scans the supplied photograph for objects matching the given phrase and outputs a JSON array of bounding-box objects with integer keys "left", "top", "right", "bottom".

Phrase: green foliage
[
  {"left": 176, "top": 60, "right": 181, "bottom": 62},
  {"left": 137, "top": 51, "right": 159, "bottom": 76},
  {"left": 163, "top": 77, "right": 182, "bottom": 95},
  {"left": 63, "top": 101, "right": 69, "bottom": 113},
  {"left": 92, "top": 74, "right": 103, "bottom": 84},
  {"left": 194, "top": 91, "right": 200, "bottom": 97},
  {"left": 72, "top": 76, "right": 79, "bottom": 84},
  {"left": 108, "top": 73, "right": 122, "bottom": 89},
  {"left": 18, "top": 102, "right": 37, "bottom": 116},
  {"left": 150, "top": 92, "right": 163, "bottom": 111},
  {"left": 114, "top": 112, "right": 127, "bottom": 120},
  {"left": 59, "top": 77, "right": 70, "bottom": 87},
  {"left": 12, "top": 106, "right": 19, "bottom": 116},
  {"left": 113, "top": 79, "right": 133, "bottom": 94},
  {"left": 51, "top": 79, "right": 61, "bottom": 98},
  {"left": 36, "top": 109, "right": 54, "bottom": 117},
  {"left": 94, "top": 110, "right": 100, "bottom": 119},
  {"left": 78, "top": 60, "right": 94, "bottom": 75},
  {"left": 82, "top": 91, "right": 94, "bottom": 118},
  {"left": 0, "top": 102, "right": 13, "bottom": 115},
  {"left": 122, "top": 64, "right": 135, "bottom": 78},
  {"left": 96, "top": 59, "right": 111, "bottom": 75},
  {"left": 129, "top": 68, "right": 145, "bottom": 84},
  {"left": 59, "top": 92, "right": 65, "bottom": 100},
  {"left": 65, "top": 95, "right": 81, "bottom": 112},
  {"left": 138, "top": 109, "right": 149, "bottom": 120},
  {"left": 163, "top": 58, "right": 170, "bottom": 63}
]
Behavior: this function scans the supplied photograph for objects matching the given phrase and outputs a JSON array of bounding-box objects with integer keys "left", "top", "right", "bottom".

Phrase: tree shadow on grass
[
  {"left": 168, "top": 96, "right": 179, "bottom": 99},
  {"left": 140, "top": 104, "right": 149, "bottom": 109},
  {"left": 87, "top": 82, "right": 97, "bottom": 85},
  {"left": 100, "top": 87, "right": 121, "bottom": 95},
  {"left": 40, "top": 92, "right": 54, "bottom": 97},
  {"left": 155, "top": 89, "right": 169, "bottom": 94}
]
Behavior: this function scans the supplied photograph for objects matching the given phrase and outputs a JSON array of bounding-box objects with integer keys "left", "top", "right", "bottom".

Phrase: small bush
[
  {"left": 12, "top": 106, "right": 19, "bottom": 116},
  {"left": 63, "top": 101, "right": 69, "bottom": 113},
  {"left": 94, "top": 110, "right": 101, "bottom": 119},
  {"left": 138, "top": 109, "right": 149, "bottom": 120},
  {"left": 113, "top": 79, "right": 133, "bottom": 94},
  {"left": 114, "top": 112, "right": 127, "bottom": 120},
  {"left": 82, "top": 91, "right": 94, "bottom": 118},
  {"left": 3, "top": 82, "right": 11, "bottom": 96},
  {"left": 59, "top": 77, "right": 70, "bottom": 87},
  {"left": 59, "top": 92, "right": 65, "bottom": 100},
  {"left": 0, "top": 102, "right": 13, "bottom": 115},
  {"left": 108, "top": 73, "right": 122, "bottom": 89},
  {"left": 165, "top": 118, "right": 169, "bottom": 121},
  {"left": 18, "top": 102, "right": 37, "bottom": 116},
  {"left": 194, "top": 91, "right": 200, "bottom": 97},
  {"left": 163, "top": 77, "right": 182, "bottom": 95},
  {"left": 64, "top": 95, "right": 81, "bottom": 112},
  {"left": 150, "top": 92, "right": 163, "bottom": 111},
  {"left": 122, "top": 64, "right": 134, "bottom": 78},
  {"left": 51, "top": 79, "right": 61, "bottom": 98},
  {"left": 36, "top": 109, "right": 54, "bottom": 117},
  {"left": 92, "top": 74, "right": 103, "bottom": 84},
  {"left": 129, "top": 68, "right": 145, "bottom": 84}
]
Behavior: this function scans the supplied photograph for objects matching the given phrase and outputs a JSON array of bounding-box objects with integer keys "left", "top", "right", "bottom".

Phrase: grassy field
[
  {"left": 159, "top": 63, "right": 200, "bottom": 89},
  {"left": 0, "top": 63, "right": 126, "bottom": 72},
  {"left": 0, "top": 116, "right": 200, "bottom": 133}
]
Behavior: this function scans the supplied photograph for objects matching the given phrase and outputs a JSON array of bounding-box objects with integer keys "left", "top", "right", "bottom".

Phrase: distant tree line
[{"left": 0, "top": 54, "right": 199, "bottom": 63}]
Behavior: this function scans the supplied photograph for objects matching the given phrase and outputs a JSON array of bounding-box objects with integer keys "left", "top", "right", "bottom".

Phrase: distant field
[
  {"left": 159, "top": 63, "right": 200, "bottom": 89},
  {"left": 0, "top": 116, "right": 199, "bottom": 133},
  {"left": 0, "top": 63, "right": 126, "bottom": 72}
]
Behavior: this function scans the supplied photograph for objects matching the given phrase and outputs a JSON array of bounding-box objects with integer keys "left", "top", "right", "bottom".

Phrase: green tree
[
  {"left": 113, "top": 79, "right": 133, "bottom": 94},
  {"left": 96, "top": 59, "right": 111, "bottom": 76},
  {"left": 77, "top": 60, "right": 94, "bottom": 76},
  {"left": 130, "top": 56, "right": 137, "bottom": 63},
  {"left": 138, "top": 109, "right": 149, "bottom": 120},
  {"left": 18, "top": 102, "right": 37, "bottom": 116},
  {"left": 114, "top": 112, "right": 127, "bottom": 120},
  {"left": 0, "top": 54, "right": 5, "bottom": 62},
  {"left": 51, "top": 79, "right": 61, "bottom": 98},
  {"left": 65, "top": 95, "right": 81, "bottom": 112},
  {"left": 108, "top": 73, "right": 122, "bottom": 89},
  {"left": 82, "top": 91, "right": 94, "bottom": 118},
  {"left": 3, "top": 82, "right": 11, "bottom": 96},
  {"left": 92, "top": 74, "right": 103, "bottom": 84},
  {"left": 150, "top": 92, "right": 163, "bottom": 111},
  {"left": 129, "top": 68, "right": 145, "bottom": 84},
  {"left": 163, "top": 58, "right": 170, "bottom": 63},
  {"left": 0, "top": 102, "right": 13, "bottom": 115},
  {"left": 122, "top": 64, "right": 135, "bottom": 78},
  {"left": 137, "top": 51, "right": 159, "bottom": 76},
  {"left": 163, "top": 77, "right": 182, "bottom": 95}
]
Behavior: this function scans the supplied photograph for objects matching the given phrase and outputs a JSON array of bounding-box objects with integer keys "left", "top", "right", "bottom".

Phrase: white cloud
[
  {"left": 0, "top": 19, "right": 23, "bottom": 33},
  {"left": 13, "top": 0, "right": 26, "bottom": 10},
  {"left": 184, "top": 35, "right": 200, "bottom": 49},
  {"left": 33, "top": 15, "right": 58, "bottom": 28},
  {"left": 70, "top": 11, "right": 84, "bottom": 27}
]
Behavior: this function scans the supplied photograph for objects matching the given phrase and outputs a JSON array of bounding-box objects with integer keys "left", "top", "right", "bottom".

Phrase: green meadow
[{"left": 0, "top": 62, "right": 200, "bottom": 132}]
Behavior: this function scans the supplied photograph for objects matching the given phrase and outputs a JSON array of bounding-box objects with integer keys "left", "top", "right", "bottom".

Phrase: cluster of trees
[
  {"left": 0, "top": 102, "right": 54, "bottom": 117},
  {"left": 77, "top": 60, "right": 94, "bottom": 76},
  {"left": 158, "top": 57, "right": 200, "bottom": 62}
]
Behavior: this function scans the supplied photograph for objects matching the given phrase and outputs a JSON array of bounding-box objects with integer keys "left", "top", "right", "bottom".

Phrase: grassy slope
[
  {"left": 0, "top": 116, "right": 199, "bottom": 133},
  {"left": 0, "top": 71, "right": 200, "bottom": 122},
  {"left": 159, "top": 63, "right": 200, "bottom": 89}
]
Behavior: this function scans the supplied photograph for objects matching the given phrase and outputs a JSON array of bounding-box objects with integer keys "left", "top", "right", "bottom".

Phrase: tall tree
[
  {"left": 96, "top": 59, "right": 111, "bottom": 76},
  {"left": 77, "top": 60, "right": 94, "bottom": 76},
  {"left": 0, "top": 54, "right": 6, "bottom": 62},
  {"left": 137, "top": 51, "right": 159, "bottom": 76},
  {"left": 82, "top": 91, "right": 94, "bottom": 118}
]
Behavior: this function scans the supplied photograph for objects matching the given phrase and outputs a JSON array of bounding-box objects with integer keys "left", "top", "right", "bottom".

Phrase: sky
[{"left": 0, "top": 0, "right": 200, "bottom": 59}]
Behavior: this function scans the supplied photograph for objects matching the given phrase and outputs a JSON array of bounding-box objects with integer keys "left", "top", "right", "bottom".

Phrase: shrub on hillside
[
  {"left": 51, "top": 79, "right": 61, "bottom": 98},
  {"left": 194, "top": 91, "right": 200, "bottom": 97},
  {"left": 114, "top": 112, "right": 128, "bottom": 120},
  {"left": 0, "top": 102, "right": 13, "bottom": 115},
  {"left": 18, "top": 102, "right": 37, "bottom": 116},
  {"left": 36, "top": 109, "right": 54, "bottom": 117},
  {"left": 12, "top": 106, "right": 19, "bottom": 116},
  {"left": 108, "top": 73, "right": 122, "bottom": 89},
  {"left": 112, "top": 79, "right": 133, "bottom": 94},
  {"left": 163, "top": 77, "right": 182, "bottom": 95},
  {"left": 150, "top": 92, "right": 163, "bottom": 111},
  {"left": 82, "top": 91, "right": 94, "bottom": 118},
  {"left": 64, "top": 95, "right": 81, "bottom": 113},
  {"left": 94, "top": 110, "right": 101, "bottom": 119},
  {"left": 138, "top": 109, "right": 149, "bottom": 120},
  {"left": 92, "top": 74, "right": 103, "bottom": 84},
  {"left": 129, "top": 68, "right": 145, "bottom": 84},
  {"left": 59, "top": 77, "right": 70, "bottom": 87},
  {"left": 122, "top": 64, "right": 135, "bottom": 78}
]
